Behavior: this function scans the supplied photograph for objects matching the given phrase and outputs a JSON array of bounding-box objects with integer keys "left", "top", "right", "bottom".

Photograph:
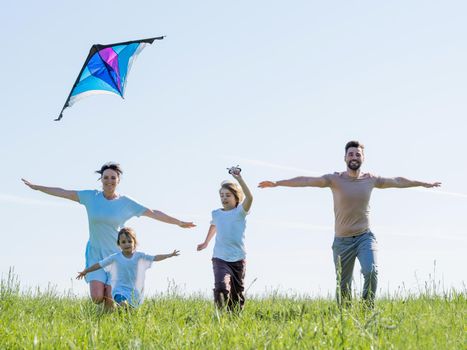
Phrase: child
[
  {"left": 197, "top": 166, "right": 253, "bottom": 311},
  {"left": 77, "top": 227, "right": 179, "bottom": 308}
]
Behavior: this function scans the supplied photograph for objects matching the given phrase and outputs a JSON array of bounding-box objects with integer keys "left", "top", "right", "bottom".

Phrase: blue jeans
[{"left": 332, "top": 231, "right": 378, "bottom": 303}]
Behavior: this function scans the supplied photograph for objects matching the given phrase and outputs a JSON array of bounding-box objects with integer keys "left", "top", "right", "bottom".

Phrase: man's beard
[{"left": 347, "top": 160, "right": 361, "bottom": 171}]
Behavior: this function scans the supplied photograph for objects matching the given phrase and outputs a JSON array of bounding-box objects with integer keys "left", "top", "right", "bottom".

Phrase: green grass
[{"left": 1, "top": 273, "right": 465, "bottom": 349}]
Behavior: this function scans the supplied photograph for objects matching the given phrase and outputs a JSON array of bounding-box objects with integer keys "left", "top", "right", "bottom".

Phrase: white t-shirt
[
  {"left": 99, "top": 251, "right": 155, "bottom": 306},
  {"left": 211, "top": 204, "right": 248, "bottom": 262}
]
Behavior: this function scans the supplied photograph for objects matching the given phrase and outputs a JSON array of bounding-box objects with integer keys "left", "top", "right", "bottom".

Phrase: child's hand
[
  {"left": 227, "top": 166, "right": 242, "bottom": 179},
  {"left": 171, "top": 249, "right": 180, "bottom": 257},
  {"left": 76, "top": 271, "right": 86, "bottom": 280},
  {"left": 197, "top": 242, "right": 208, "bottom": 251}
]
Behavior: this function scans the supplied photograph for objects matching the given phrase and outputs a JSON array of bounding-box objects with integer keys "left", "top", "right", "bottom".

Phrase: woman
[{"left": 22, "top": 162, "right": 195, "bottom": 308}]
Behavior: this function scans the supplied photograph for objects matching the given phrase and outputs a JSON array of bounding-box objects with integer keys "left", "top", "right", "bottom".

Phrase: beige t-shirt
[{"left": 321, "top": 172, "right": 386, "bottom": 237}]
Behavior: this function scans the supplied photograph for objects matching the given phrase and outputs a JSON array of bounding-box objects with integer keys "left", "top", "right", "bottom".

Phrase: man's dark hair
[{"left": 345, "top": 141, "right": 365, "bottom": 154}]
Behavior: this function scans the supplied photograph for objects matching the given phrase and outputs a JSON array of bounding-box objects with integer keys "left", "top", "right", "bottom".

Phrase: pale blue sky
[{"left": 1, "top": 1, "right": 466, "bottom": 298}]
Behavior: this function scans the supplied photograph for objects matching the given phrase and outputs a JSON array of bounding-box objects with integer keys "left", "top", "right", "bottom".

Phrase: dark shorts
[
  {"left": 113, "top": 294, "right": 127, "bottom": 304},
  {"left": 212, "top": 257, "right": 246, "bottom": 310}
]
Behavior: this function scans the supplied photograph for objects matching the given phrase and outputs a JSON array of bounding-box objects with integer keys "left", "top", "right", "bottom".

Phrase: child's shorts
[{"left": 114, "top": 294, "right": 128, "bottom": 304}]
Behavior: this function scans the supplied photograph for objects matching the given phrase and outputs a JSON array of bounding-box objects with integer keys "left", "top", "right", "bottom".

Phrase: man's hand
[
  {"left": 258, "top": 181, "right": 277, "bottom": 188},
  {"left": 423, "top": 182, "right": 442, "bottom": 188}
]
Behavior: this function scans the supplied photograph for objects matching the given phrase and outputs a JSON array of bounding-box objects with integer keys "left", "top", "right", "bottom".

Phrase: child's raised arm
[
  {"left": 154, "top": 250, "right": 180, "bottom": 262},
  {"left": 230, "top": 169, "right": 253, "bottom": 212},
  {"left": 76, "top": 263, "right": 102, "bottom": 280},
  {"left": 197, "top": 224, "right": 217, "bottom": 251}
]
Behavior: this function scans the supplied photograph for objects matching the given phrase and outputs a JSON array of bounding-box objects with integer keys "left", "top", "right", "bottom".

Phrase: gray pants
[{"left": 332, "top": 231, "right": 378, "bottom": 304}]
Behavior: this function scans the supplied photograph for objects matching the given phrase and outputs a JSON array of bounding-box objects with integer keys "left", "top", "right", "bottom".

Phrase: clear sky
[{"left": 1, "top": 1, "right": 466, "bottom": 298}]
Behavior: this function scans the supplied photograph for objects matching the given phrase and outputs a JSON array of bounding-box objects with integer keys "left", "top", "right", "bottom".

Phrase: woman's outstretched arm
[
  {"left": 142, "top": 209, "right": 196, "bottom": 228},
  {"left": 22, "top": 178, "right": 79, "bottom": 202}
]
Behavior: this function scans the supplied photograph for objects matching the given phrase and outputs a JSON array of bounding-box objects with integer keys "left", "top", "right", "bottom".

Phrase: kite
[{"left": 56, "top": 36, "right": 164, "bottom": 121}]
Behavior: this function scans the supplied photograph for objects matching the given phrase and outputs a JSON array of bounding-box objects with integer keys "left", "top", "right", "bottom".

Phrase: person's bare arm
[
  {"left": 154, "top": 249, "right": 180, "bottom": 261},
  {"left": 76, "top": 263, "right": 102, "bottom": 279},
  {"left": 142, "top": 209, "right": 196, "bottom": 228},
  {"left": 22, "top": 178, "right": 79, "bottom": 202},
  {"left": 231, "top": 172, "right": 253, "bottom": 212},
  {"left": 378, "top": 177, "right": 441, "bottom": 189},
  {"left": 258, "top": 176, "right": 329, "bottom": 188},
  {"left": 197, "top": 224, "right": 217, "bottom": 251}
]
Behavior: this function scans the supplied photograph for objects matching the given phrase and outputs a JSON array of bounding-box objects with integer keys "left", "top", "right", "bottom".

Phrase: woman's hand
[
  {"left": 21, "top": 179, "right": 78, "bottom": 201},
  {"left": 197, "top": 242, "right": 208, "bottom": 251},
  {"left": 178, "top": 221, "right": 196, "bottom": 228},
  {"left": 21, "top": 178, "right": 39, "bottom": 190}
]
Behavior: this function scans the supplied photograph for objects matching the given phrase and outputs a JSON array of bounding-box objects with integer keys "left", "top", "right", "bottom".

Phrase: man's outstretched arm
[
  {"left": 258, "top": 176, "right": 329, "bottom": 188},
  {"left": 378, "top": 177, "right": 441, "bottom": 189}
]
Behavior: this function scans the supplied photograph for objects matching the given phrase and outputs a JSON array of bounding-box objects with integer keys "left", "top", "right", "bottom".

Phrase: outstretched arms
[
  {"left": 154, "top": 249, "right": 180, "bottom": 261},
  {"left": 258, "top": 176, "right": 329, "bottom": 189},
  {"left": 378, "top": 177, "right": 441, "bottom": 189},
  {"left": 197, "top": 224, "right": 217, "bottom": 251},
  {"left": 76, "top": 263, "right": 102, "bottom": 279},
  {"left": 22, "top": 178, "right": 79, "bottom": 202},
  {"left": 142, "top": 209, "right": 196, "bottom": 228}
]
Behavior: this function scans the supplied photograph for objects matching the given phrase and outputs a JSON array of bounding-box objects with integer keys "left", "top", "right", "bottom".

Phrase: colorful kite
[{"left": 56, "top": 36, "right": 164, "bottom": 121}]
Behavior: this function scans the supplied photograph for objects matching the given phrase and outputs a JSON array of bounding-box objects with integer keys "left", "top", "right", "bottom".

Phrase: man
[{"left": 258, "top": 141, "right": 441, "bottom": 305}]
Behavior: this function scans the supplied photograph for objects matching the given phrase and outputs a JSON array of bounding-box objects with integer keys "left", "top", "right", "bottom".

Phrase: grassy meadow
[{"left": 1, "top": 273, "right": 465, "bottom": 349}]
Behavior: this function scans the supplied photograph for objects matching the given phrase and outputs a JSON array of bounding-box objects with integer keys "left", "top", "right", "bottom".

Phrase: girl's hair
[
  {"left": 117, "top": 227, "right": 138, "bottom": 246},
  {"left": 95, "top": 162, "right": 123, "bottom": 179},
  {"left": 219, "top": 180, "right": 244, "bottom": 207}
]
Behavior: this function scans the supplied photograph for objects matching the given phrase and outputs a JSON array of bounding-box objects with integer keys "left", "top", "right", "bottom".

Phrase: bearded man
[{"left": 259, "top": 140, "right": 441, "bottom": 305}]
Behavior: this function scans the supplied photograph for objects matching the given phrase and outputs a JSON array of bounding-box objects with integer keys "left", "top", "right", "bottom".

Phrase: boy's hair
[
  {"left": 219, "top": 180, "right": 244, "bottom": 207},
  {"left": 95, "top": 162, "right": 123, "bottom": 179},
  {"left": 345, "top": 140, "right": 365, "bottom": 154},
  {"left": 117, "top": 227, "right": 138, "bottom": 246}
]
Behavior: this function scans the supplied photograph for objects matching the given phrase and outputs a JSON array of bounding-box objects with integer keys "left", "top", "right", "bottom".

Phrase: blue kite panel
[
  {"left": 86, "top": 53, "right": 121, "bottom": 95},
  {"left": 71, "top": 75, "right": 120, "bottom": 96},
  {"left": 117, "top": 43, "right": 140, "bottom": 93}
]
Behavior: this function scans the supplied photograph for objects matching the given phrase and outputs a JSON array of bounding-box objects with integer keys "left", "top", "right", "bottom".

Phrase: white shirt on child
[
  {"left": 211, "top": 204, "right": 249, "bottom": 262},
  {"left": 99, "top": 251, "right": 155, "bottom": 307}
]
